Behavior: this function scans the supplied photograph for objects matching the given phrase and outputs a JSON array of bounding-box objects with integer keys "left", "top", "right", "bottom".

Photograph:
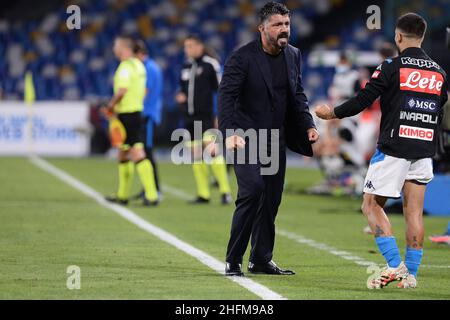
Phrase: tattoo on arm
[{"left": 374, "top": 225, "right": 385, "bottom": 238}]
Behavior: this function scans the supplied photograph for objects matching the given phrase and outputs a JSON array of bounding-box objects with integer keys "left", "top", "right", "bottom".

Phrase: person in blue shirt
[{"left": 133, "top": 39, "right": 163, "bottom": 198}]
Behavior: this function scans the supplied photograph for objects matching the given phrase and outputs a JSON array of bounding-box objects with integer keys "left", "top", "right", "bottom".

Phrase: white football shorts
[{"left": 363, "top": 149, "right": 433, "bottom": 198}]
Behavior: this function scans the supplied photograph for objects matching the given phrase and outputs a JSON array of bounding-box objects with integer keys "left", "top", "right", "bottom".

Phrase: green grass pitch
[{"left": 0, "top": 157, "right": 449, "bottom": 299}]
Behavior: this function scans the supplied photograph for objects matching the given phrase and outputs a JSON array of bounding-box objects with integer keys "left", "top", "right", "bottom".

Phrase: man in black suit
[{"left": 218, "top": 1, "right": 319, "bottom": 276}]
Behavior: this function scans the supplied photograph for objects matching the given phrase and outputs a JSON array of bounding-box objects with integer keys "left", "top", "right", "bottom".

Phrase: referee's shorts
[{"left": 117, "top": 111, "right": 143, "bottom": 150}]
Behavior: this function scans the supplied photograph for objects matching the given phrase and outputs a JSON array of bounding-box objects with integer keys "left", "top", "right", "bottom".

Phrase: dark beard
[{"left": 277, "top": 33, "right": 289, "bottom": 48}]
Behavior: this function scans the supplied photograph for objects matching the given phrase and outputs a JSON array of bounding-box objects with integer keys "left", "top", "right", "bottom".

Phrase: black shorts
[{"left": 117, "top": 112, "right": 143, "bottom": 149}]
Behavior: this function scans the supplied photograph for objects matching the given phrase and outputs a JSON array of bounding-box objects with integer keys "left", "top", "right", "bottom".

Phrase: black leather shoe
[
  {"left": 248, "top": 260, "right": 295, "bottom": 275},
  {"left": 143, "top": 197, "right": 159, "bottom": 207},
  {"left": 225, "top": 263, "right": 244, "bottom": 276},
  {"left": 105, "top": 195, "right": 129, "bottom": 205}
]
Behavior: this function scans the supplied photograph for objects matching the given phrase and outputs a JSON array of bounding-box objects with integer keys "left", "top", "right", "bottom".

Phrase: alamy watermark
[
  {"left": 366, "top": 264, "right": 382, "bottom": 289},
  {"left": 66, "top": 265, "right": 81, "bottom": 290},
  {"left": 366, "top": 5, "right": 381, "bottom": 30},
  {"left": 170, "top": 121, "right": 280, "bottom": 175},
  {"left": 66, "top": 5, "right": 81, "bottom": 30}
]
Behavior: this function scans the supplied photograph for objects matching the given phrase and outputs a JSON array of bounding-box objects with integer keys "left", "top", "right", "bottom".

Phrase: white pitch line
[
  {"left": 161, "top": 183, "right": 450, "bottom": 270},
  {"left": 277, "top": 229, "right": 377, "bottom": 267},
  {"left": 29, "top": 156, "right": 286, "bottom": 300},
  {"left": 161, "top": 183, "right": 376, "bottom": 267}
]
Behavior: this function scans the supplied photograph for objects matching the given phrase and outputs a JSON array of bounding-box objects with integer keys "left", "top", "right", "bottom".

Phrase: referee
[
  {"left": 176, "top": 35, "right": 232, "bottom": 205},
  {"left": 104, "top": 35, "right": 158, "bottom": 207}
]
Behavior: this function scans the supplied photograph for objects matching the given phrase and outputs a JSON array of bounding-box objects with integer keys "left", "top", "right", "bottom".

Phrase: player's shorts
[
  {"left": 363, "top": 149, "right": 433, "bottom": 198},
  {"left": 117, "top": 111, "right": 143, "bottom": 150}
]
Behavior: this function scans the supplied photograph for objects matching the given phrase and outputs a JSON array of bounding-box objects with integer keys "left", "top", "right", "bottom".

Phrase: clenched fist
[
  {"left": 307, "top": 128, "right": 320, "bottom": 143},
  {"left": 225, "top": 135, "right": 246, "bottom": 150}
]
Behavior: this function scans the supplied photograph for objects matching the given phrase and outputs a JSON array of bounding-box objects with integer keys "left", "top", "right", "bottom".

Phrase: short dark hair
[
  {"left": 258, "top": 1, "right": 290, "bottom": 24},
  {"left": 133, "top": 39, "right": 148, "bottom": 55},
  {"left": 396, "top": 13, "right": 427, "bottom": 39},
  {"left": 185, "top": 34, "right": 203, "bottom": 44}
]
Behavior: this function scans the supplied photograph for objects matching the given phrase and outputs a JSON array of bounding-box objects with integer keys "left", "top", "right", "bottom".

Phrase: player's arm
[
  {"left": 175, "top": 65, "right": 188, "bottom": 105},
  {"left": 316, "top": 60, "right": 392, "bottom": 120},
  {"left": 104, "top": 63, "right": 131, "bottom": 114},
  {"left": 107, "top": 88, "right": 127, "bottom": 109},
  {"left": 218, "top": 50, "right": 247, "bottom": 149}
]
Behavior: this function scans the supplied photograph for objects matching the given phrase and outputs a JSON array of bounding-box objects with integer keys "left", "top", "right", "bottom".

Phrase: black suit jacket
[{"left": 218, "top": 39, "right": 316, "bottom": 157}]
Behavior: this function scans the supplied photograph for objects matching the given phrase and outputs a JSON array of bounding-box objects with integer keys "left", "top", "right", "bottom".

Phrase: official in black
[{"left": 218, "top": 2, "right": 319, "bottom": 276}]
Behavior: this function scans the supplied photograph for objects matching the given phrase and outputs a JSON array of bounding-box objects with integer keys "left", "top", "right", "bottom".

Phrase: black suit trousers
[{"left": 226, "top": 150, "right": 286, "bottom": 265}]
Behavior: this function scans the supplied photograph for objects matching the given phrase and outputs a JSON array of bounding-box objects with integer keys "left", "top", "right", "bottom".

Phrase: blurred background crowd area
[
  {"left": 0, "top": 0, "right": 449, "bottom": 195},
  {"left": 1, "top": 0, "right": 449, "bottom": 105}
]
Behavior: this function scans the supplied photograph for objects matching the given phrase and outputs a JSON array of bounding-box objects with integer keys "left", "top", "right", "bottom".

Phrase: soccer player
[
  {"left": 103, "top": 35, "right": 158, "bottom": 207},
  {"left": 316, "top": 13, "right": 448, "bottom": 288},
  {"left": 176, "top": 35, "right": 232, "bottom": 205},
  {"left": 133, "top": 39, "right": 163, "bottom": 200}
]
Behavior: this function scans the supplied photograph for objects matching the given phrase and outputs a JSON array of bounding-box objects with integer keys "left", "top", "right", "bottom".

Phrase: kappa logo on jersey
[
  {"left": 364, "top": 180, "right": 375, "bottom": 190},
  {"left": 400, "top": 57, "right": 441, "bottom": 70},
  {"left": 399, "top": 125, "right": 434, "bottom": 141},
  {"left": 400, "top": 68, "right": 444, "bottom": 95},
  {"left": 404, "top": 96, "right": 439, "bottom": 112}
]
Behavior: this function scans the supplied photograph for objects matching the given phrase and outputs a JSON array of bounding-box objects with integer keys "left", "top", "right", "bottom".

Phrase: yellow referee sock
[
  {"left": 210, "top": 155, "right": 231, "bottom": 194},
  {"left": 117, "top": 160, "right": 134, "bottom": 200},
  {"left": 192, "top": 161, "right": 210, "bottom": 199},
  {"left": 136, "top": 159, "right": 158, "bottom": 202}
]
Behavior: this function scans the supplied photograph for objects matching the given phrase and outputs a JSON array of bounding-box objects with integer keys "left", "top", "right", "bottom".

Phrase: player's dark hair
[
  {"left": 396, "top": 13, "right": 427, "bottom": 39},
  {"left": 184, "top": 34, "right": 219, "bottom": 60},
  {"left": 258, "top": 1, "right": 290, "bottom": 24},
  {"left": 133, "top": 39, "right": 148, "bottom": 55},
  {"left": 185, "top": 34, "right": 203, "bottom": 44}
]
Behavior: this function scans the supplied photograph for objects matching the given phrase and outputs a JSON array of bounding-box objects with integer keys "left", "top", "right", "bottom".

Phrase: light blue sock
[
  {"left": 405, "top": 247, "right": 423, "bottom": 277},
  {"left": 375, "top": 236, "right": 402, "bottom": 268},
  {"left": 446, "top": 221, "right": 450, "bottom": 235}
]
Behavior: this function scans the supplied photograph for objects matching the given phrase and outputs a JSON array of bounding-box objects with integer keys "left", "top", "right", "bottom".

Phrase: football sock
[
  {"left": 135, "top": 159, "right": 158, "bottom": 202},
  {"left": 117, "top": 160, "right": 134, "bottom": 200},
  {"left": 446, "top": 221, "right": 450, "bottom": 235},
  {"left": 192, "top": 161, "right": 210, "bottom": 199},
  {"left": 210, "top": 155, "right": 231, "bottom": 194},
  {"left": 405, "top": 247, "right": 423, "bottom": 277},
  {"left": 145, "top": 147, "right": 160, "bottom": 192},
  {"left": 375, "top": 236, "right": 402, "bottom": 268}
]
